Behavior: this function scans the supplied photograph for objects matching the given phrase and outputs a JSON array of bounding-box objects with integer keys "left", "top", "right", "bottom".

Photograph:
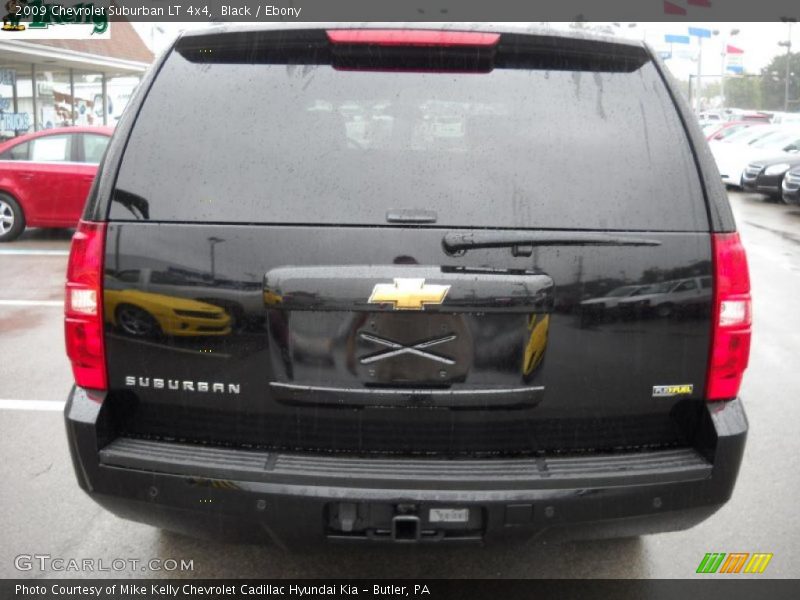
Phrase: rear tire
[
  {"left": 765, "top": 192, "right": 783, "bottom": 204},
  {"left": 0, "top": 193, "right": 25, "bottom": 242},
  {"left": 115, "top": 304, "right": 162, "bottom": 338},
  {"left": 655, "top": 303, "right": 674, "bottom": 318}
]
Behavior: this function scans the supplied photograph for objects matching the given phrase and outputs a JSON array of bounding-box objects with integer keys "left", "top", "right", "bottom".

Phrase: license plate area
[
  {"left": 327, "top": 502, "right": 484, "bottom": 542},
  {"left": 429, "top": 508, "right": 470, "bottom": 523},
  {"left": 267, "top": 308, "right": 548, "bottom": 410},
  {"left": 268, "top": 310, "right": 544, "bottom": 388},
  {"left": 355, "top": 312, "right": 472, "bottom": 385}
]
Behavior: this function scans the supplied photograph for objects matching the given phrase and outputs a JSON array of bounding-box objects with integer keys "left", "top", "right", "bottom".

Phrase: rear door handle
[{"left": 18, "top": 173, "right": 35, "bottom": 181}]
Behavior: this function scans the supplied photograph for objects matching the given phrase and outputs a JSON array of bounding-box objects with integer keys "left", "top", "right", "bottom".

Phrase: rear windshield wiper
[{"left": 442, "top": 231, "right": 662, "bottom": 256}]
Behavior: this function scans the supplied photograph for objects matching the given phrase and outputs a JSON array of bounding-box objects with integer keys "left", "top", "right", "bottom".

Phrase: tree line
[{"left": 684, "top": 51, "right": 800, "bottom": 111}]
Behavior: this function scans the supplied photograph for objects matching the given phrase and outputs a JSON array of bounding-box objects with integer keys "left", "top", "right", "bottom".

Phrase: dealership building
[{"left": 0, "top": 20, "right": 153, "bottom": 140}]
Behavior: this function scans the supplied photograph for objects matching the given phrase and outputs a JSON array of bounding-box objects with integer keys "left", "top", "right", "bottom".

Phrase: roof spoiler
[{"left": 175, "top": 29, "right": 649, "bottom": 73}]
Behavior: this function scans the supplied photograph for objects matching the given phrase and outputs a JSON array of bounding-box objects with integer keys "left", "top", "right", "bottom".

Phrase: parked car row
[
  {"left": 705, "top": 119, "right": 800, "bottom": 204},
  {"left": 741, "top": 157, "right": 800, "bottom": 204},
  {"left": 579, "top": 277, "right": 712, "bottom": 326},
  {"left": 698, "top": 108, "right": 800, "bottom": 130},
  {"left": 704, "top": 120, "right": 766, "bottom": 142},
  {"left": 0, "top": 126, "right": 113, "bottom": 242}
]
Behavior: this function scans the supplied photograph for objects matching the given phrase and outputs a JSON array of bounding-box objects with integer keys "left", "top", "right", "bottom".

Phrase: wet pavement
[{"left": 0, "top": 193, "right": 798, "bottom": 578}]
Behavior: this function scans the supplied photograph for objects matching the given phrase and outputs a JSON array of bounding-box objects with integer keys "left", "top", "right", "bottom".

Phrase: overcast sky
[{"left": 134, "top": 22, "right": 798, "bottom": 82}]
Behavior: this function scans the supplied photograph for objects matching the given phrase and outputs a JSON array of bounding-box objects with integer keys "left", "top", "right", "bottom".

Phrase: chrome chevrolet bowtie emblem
[
  {"left": 368, "top": 278, "right": 450, "bottom": 310},
  {"left": 359, "top": 332, "right": 456, "bottom": 365}
]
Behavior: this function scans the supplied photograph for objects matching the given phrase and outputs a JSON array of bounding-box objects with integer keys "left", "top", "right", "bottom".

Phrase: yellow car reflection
[
  {"left": 523, "top": 314, "right": 549, "bottom": 376},
  {"left": 263, "top": 289, "right": 283, "bottom": 306},
  {"left": 104, "top": 290, "right": 231, "bottom": 337}
]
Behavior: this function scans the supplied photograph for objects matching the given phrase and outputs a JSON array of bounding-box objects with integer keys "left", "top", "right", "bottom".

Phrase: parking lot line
[
  {"left": 0, "top": 248, "right": 69, "bottom": 256},
  {"left": 0, "top": 300, "right": 63, "bottom": 307},
  {"left": 0, "top": 399, "right": 65, "bottom": 411}
]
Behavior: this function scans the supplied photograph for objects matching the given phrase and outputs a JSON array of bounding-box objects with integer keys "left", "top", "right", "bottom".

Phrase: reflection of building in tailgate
[{"left": 0, "top": 21, "right": 152, "bottom": 140}]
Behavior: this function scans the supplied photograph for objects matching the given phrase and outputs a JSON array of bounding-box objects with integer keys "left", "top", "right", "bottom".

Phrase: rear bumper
[{"left": 65, "top": 387, "right": 747, "bottom": 547}]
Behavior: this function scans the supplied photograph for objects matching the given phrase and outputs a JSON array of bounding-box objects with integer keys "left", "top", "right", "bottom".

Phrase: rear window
[
  {"left": 110, "top": 31, "right": 707, "bottom": 231},
  {"left": 0, "top": 140, "right": 29, "bottom": 160},
  {"left": 31, "top": 135, "right": 72, "bottom": 162},
  {"left": 716, "top": 125, "right": 746, "bottom": 139},
  {"left": 82, "top": 133, "right": 109, "bottom": 163},
  {"left": 752, "top": 130, "right": 800, "bottom": 150}
]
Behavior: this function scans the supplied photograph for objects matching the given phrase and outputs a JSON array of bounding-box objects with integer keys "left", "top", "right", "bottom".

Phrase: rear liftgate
[
  {"left": 265, "top": 264, "right": 553, "bottom": 542},
  {"left": 99, "top": 27, "right": 720, "bottom": 543}
]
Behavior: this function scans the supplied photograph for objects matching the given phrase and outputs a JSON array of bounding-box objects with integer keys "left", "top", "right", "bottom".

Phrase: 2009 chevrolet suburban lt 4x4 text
[{"left": 64, "top": 24, "right": 751, "bottom": 546}]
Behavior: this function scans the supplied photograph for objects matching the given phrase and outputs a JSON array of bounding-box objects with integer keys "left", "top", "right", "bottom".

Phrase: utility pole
[
  {"left": 719, "top": 41, "right": 726, "bottom": 109},
  {"left": 782, "top": 23, "right": 793, "bottom": 112},
  {"left": 718, "top": 28, "right": 740, "bottom": 109},
  {"left": 689, "top": 27, "right": 714, "bottom": 112},
  {"left": 207, "top": 236, "right": 224, "bottom": 281},
  {"left": 696, "top": 36, "right": 704, "bottom": 111}
]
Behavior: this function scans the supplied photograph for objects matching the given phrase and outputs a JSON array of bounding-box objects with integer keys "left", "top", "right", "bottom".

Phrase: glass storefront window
[
  {"left": 73, "top": 71, "right": 104, "bottom": 127},
  {"left": 105, "top": 75, "right": 140, "bottom": 124},
  {"left": 0, "top": 67, "right": 33, "bottom": 141},
  {"left": 36, "top": 69, "right": 73, "bottom": 129},
  {"left": 1, "top": 64, "right": 141, "bottom": 140}
]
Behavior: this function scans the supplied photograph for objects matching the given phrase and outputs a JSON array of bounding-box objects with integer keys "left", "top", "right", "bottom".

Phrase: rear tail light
[
  {"left": 65, "top": 221, "right": 107, "bottom": 391},
  {"left": 325, "top": 29, "right": 500, "bottom": 74},
  {"left": 707, "top": 232, "right": 752, "bottom": 400}
]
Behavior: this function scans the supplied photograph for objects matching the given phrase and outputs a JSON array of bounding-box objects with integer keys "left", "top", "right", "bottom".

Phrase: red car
[
  {"left": 705, "top": 120, "right": 767, "bottom": 142},
  {"left": 0, "top": 126, "right": 113, "bottom": 241}
]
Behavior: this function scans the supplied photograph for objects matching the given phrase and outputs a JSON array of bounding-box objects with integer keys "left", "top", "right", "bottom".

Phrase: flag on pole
[{"left": 726, "top": 45, "right": 744, "bottom": 74}]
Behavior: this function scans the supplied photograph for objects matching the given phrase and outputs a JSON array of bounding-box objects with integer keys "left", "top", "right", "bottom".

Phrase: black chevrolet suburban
[{"left": 64, "top": 24, "right": 751, "bottom": 546}]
